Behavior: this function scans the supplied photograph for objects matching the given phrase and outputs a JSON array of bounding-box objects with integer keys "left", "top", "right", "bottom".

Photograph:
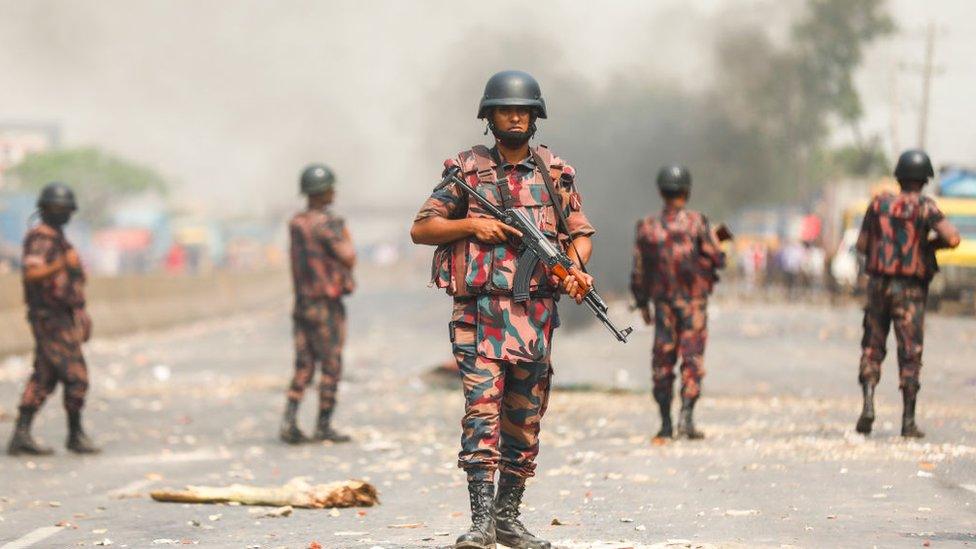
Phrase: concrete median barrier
[{"left": 0, "top": 270, "right": 289, "bottom": 357}]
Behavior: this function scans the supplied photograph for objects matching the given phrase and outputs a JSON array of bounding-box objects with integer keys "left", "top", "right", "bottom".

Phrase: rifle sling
[
  {"left": 530, "top": 149, "right": 588, "bottom": 274},
  {"left": 488, "top": 148, "right": 516, "bottom": 210}
]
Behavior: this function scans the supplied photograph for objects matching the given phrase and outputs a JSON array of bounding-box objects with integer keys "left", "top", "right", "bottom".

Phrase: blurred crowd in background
[{"left": 727, "top": 168, "right": 976, "bottom": 309}]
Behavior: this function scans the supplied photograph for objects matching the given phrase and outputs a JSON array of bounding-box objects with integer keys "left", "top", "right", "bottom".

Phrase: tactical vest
[
  {"left": 864, "top": 193, "right": 936, "bottom": 280},
  {"left": 431, "top": 145, "right": 567, "bottom": 297},
  {"left": 289, "top": 211, "right": 355, "bottom": 301},
  {"left": 23, "top": 225, "right": 86, "bottom": 313},
  {"left": 643, "top": 209, "right": 717, "bottom": 299}
]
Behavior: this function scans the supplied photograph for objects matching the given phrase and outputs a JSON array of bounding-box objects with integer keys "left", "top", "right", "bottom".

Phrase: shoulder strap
[
  {"left": 453, "top": 147, "right": 494, "bottom": 219},
  {"left": 531, "top": 148, "right": 588, "bottom": 273},
  {"left": 531, "top": 148, "right": 570, "bottom": 237}
]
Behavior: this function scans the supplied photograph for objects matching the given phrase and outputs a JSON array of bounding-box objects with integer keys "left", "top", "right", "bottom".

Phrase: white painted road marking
[
  {"left": 1, "top": 526, "right": 63, "bottom": 549},
  {"left": 961, "top": 484, "right": 976, "bottom": 494},
  {"left": 120, "top": 448, "right": 231, "bottom": 465},
  {"left": 107, "top": 477, "right": 158, "bottom": 498}
]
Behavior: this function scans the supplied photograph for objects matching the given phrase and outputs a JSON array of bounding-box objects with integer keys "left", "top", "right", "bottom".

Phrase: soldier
[
  {"left": 630, "top": 166, "right": 725, "bottom": 441},
  {"left": 279, "top": 164, "right": 356, "bottom": 444},
  {"left": 410, "top": 70, "right": 595, "bottom": 549},
  {"left": 7, "top": 182, "right": 99, "bottom": 455},
  {"left": 855, "top": 149, "right": 959, "bottom": 438}
]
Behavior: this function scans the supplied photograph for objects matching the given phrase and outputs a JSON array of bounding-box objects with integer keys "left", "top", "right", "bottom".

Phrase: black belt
[{"left": 454, "top": 291, "right": 556, "bottom": 303}]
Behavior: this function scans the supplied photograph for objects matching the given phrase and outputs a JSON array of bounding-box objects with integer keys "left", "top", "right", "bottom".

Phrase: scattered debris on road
[
  {"left": 150, "top": 477, "right": 378, "bottom": 508},
  {"left": 247, "top": 505, "right": 294, "bottom": 518}
]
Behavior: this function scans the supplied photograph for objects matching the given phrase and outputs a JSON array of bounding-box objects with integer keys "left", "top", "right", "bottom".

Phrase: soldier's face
[
  {"left": 41, "top": 205, "right": 73, "bottom": 227},
  {"left": 308, "top": 189, "right": 335, "bottom": 208},
  {"left": 492, "top": 106, "right": 532, "bottom": 133}
]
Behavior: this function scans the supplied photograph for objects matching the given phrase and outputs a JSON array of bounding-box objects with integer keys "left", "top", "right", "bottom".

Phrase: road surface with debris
[{"left": 1, "top": 267, "right": 975, "bottom": 548}]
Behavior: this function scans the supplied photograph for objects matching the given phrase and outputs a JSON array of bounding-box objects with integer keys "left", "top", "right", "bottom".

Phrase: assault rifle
[{"left": 437, "top": 166, "right": 633, "bottom": 343}]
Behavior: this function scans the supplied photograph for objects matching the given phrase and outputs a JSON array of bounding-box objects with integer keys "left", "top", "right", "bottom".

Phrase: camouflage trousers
[
  {"left": 288, "top": 299, "right": 346, "bottom": 412},
  {"left": 451, "top": 299, "right": 553, "bottom": 483},
  {"left": 19, "top": 311, "right": 89, "bottom": 413},
  {"left": 859, "top": 276, "right": 927, "bottom": 389},
  {"left": 652, "top": 298, "right": 708, "bottom": 399}
]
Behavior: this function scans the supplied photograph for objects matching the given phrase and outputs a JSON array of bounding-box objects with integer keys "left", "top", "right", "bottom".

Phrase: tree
[
  {"left": 715, "top": 0, "right": 895, "bottom": 199},
  {"left": 8, "top": 147, "right": 169, "bottom": 225},
  {"left": 793, "top": 0, "right": 896, "bottom": 135}
]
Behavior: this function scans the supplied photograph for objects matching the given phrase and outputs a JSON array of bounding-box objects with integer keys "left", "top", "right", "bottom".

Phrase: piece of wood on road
[{"left": 150, "top": 477, "right": 378, "bottom": 508}]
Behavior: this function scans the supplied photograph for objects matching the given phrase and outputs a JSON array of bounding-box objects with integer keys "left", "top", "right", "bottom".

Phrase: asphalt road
[{"left": 1, "top": 268, "right": 975, "bottom": 548}]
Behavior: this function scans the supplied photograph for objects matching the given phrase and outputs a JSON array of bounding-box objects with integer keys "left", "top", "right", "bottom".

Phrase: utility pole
[
  {"left": 917, "top": 21, "right": 936, "bottom": 149},
  {"left": 889, "top": 63, "right": 900, "bottom": 158}
]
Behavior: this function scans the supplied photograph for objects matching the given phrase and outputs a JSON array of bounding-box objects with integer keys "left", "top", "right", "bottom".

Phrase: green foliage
[
  {"left": 714, "top": 0, "right": 895, "bottom": 199},
  {"left": 9, "top": 147, "right": 168, "bottom": 225},
  {"left": 793, "top": 0, "right": 896, "bottom": 126},
  {"left": 828, "top": 142, "right": 890, "bottom": 177}
]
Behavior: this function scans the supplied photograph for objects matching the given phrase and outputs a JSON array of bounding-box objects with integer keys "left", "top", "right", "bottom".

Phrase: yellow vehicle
[{"left": 929, "top": 197, "right": 976, "bottom": 307}]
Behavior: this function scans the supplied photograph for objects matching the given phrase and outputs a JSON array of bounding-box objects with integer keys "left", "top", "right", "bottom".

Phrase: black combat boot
[
  {"left": 493, "top": 475, "right": 550, "bottom": 549},
  {"left": 455, "top": 480, "right": 496, "bottom": 549},
  {"left": 313, "top": 409, "right": 351, "bottom": 443},
  {"left": 676, "top": 395, "right": 705, "bottom": 440},
  {"left": 66, "top": 410, "right": 100, "bottom": 454},
  {"left": 855, "top": 381, "right": 876, "bottom": 435},
  {"left": 279, "top": 400, "right": 310, "bottom": 444},
  {"left": 652, "top": 387, "right": 673, "bottom": 439},
  {"left": 901, "top": 382, "right": 925, "bottom": 438},
  {"left": 7, "top": 409, "right": 54, "bottom": 456}
]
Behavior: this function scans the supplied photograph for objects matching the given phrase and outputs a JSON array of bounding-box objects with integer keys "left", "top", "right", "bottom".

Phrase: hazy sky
[
  {"left": 0, "top": 0, "right": 972, "bottom": 215},
  {"left": 858, "top": 0, "right": 976, "bottom": 162}
]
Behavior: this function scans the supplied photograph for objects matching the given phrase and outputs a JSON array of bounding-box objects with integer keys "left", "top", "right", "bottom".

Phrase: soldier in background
[
  {"left": 855, "top": 149, "right": 959, "bottom": 438},
  {"left": 8, "top": 182, "right": 99, "bottom": 455},
  {"left": 631, "top": 166, "right": 726, "bottom": 441},
  {"left": 280, "top": 164, "right": 356, "bottom": 444},
  {"left": 411, "top": 70, "right": 595, "bottom": 549}
]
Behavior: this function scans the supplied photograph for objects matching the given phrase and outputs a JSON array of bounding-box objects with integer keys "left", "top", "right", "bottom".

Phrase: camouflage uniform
[
  {"left": 287, "top": 208, "right": 354, "bottom": 412},
  {"left": 630, "top": 207, "right": 725, "bottom": 400},
  {"left": 858, "top": 192, "right": 943, "bottom": 389},
  {"left": 416, "top": 144, "right": 594, "bottom": 482},
  {"left": 18, "top": 224, "right": 90, "bottom": 414}
]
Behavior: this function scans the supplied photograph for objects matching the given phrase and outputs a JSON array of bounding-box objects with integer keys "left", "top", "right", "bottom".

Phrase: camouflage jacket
[
  {"left": 289, "top": 208, "right": 355, "bottom": 302},
  {"left": 22, "top": 224, "right": 86, "bottom": 314},
  {"left": 415, "top": 144, "right": 595, "bottom": 297},
  {"left": 859, "top": 191, "right": 945, "bottom": 281},
  {"left": 416, "top": 145, "right": 595, "bottom": 363},
  {"left": 630, "top": 207, "right": 725, "bottom": 305}
]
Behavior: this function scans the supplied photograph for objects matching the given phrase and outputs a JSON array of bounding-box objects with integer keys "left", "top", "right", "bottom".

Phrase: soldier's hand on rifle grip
[
  {"left": 556, "top": 266, "right": 592, "bottom": 304},
  {"left": 468, "top": 218, "right": 522, "bottom": 244}
]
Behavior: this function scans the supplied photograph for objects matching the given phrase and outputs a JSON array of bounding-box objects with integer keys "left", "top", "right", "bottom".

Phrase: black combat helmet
[
  {"left": 656, "top": 165, "right": 692, "bottom": 193},
  {"left": 37, "top": 182, "right": 78, "bottom": 211},
  {"left": 477, "top": 70, "right": 547, "bottom": 119},
  {"left": 300, "top": 164, "right": 336, "bottom": 195},
  {"left": 894, "top": 149, "right": 934, "bottom": 183}
]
